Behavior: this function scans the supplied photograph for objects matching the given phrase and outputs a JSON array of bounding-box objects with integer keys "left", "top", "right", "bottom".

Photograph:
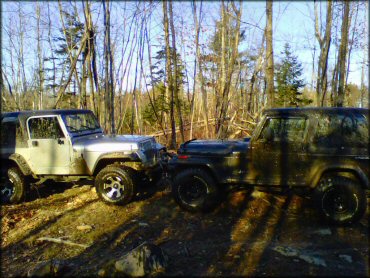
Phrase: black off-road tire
[
  {"left": 314, "top": 175, "right": 366, "bottom": 225},
  {"left": 173, "top": 168, "right": 221, "bottom": 213},
  {"left": 1, "top": 167, "right": 26, "bottom": 204},
  {"left": 95, "top": 165, "right": 135, "bottom": 205}
]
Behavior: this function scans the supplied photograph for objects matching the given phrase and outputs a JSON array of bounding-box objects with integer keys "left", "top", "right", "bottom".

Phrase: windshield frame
[{"left": 62, "top": 111, "right": 103, "bottom": 138}]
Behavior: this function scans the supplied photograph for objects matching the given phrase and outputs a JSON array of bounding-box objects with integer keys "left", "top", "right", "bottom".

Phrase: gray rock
[
  {"left": 273, "top": 246, "right": 327, "bottom": 267},
  {"left": 115, "top": 243, "right": 168, "bottom": 277},
  {"left": 339, "top": 254, "right": 353, "bottom": 263},
  {"left": 27, "top": 259, "right": 67, "bottom": 277},
  {"left": 312, "top": 228, "right": 332, "bottom": 236}
]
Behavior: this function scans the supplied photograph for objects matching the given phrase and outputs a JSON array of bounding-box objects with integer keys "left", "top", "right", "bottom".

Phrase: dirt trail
[{"left": 1, "top": 182, "right": 369, "bottom": 277}]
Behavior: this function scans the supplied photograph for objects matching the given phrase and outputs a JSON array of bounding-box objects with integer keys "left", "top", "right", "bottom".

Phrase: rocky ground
[{"left": 1, "top": 181, "right": 369, "bottom": 277}]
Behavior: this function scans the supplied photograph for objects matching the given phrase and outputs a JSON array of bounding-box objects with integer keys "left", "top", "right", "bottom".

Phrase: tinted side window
[
  {"left": 352, "top": 112, "right": 368, "bottom": 147},
  {"left": 28, "top": 117, "right": 65, "bottom": 139},
  {"left": 1, "top": 121, "right": 16, "bottom": 147},
  {"left": 259, "top": 117, "right": 307, "bottom": 142},
  {"left": 314, "top": 113, "right": 368, "bottom": 147}
]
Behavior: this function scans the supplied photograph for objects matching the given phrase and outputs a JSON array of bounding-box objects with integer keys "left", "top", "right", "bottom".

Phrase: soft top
[
  {"left": 264, "top": 107, "right": 368, "bottom": 116},
  {"left": 1, "top": 109, "right": 92, "bottom": 118}
]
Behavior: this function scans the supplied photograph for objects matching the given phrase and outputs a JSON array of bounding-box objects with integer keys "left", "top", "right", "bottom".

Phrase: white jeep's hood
[{"left": 72, "top": 134, "right": 153, "bottom": 152}]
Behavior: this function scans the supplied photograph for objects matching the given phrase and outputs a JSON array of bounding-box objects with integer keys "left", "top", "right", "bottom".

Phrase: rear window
[
  {"left": 1, "top": 117, "right": 25, "bottom": 147},
  {"left": 313, "top": 112, "right": 368, "bottom": 147}
]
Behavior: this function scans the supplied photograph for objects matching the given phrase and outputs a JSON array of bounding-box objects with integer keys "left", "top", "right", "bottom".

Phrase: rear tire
[
  {"left": 95, "top": 165, "right": 135, "bottom": 205},
  {"left": 1, "top": 167, "right": 26, "bottom": 204},
  {"left": 314, "top": 176, "right": 366, "bottom": 225},
  {"left": 173, "top": 168, "right": 221, "bottom": 213}
]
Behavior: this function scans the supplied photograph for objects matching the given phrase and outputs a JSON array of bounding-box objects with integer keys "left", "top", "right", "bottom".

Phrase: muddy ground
[{"left": 1, "top": 181, "right": 369, "bottom": 277}]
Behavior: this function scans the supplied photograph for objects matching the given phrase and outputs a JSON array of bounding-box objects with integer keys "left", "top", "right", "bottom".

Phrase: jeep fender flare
[
  {"left": 92, "top": 152, "right": 141, "bottom": 175},
  {"left": 172, "top": 161, "right": 220, "bottom": 183},
  {"left": 9, "top": 153, "right": 32, "bottom": 176},
  {"left": 309, "top": 163, "right": 369, "bottom": 190}
]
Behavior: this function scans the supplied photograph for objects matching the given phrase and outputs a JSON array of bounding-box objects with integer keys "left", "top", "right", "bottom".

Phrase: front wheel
[
  {"left": 1, "top": 167, "right": 26, "bottom": 204},
  {"left": 172, "top": 168, "right": 221, "bottom": 213},
  {"left": 95, "top": 165, "right": 135, "bottom": 205},
  {"left": 314, "top": 176, "right": 366, "bottom": 225}
]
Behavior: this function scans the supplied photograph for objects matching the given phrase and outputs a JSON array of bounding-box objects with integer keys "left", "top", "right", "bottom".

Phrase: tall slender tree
[
  {"left": 314, "top": 0, "right": 333, "bottom": 106},
  {"left": 163, "top": 0, "right": 176, "bottom": 148},
  {"left": 335, "top": 1, "right": 350, "bottom": 107},
  {"left": 265, "top": 0, "right": 274, "bottom": 108}
]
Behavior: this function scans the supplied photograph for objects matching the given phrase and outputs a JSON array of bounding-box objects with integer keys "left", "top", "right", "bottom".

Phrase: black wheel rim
[
  {"left": 103, "top": 175, "right": 125, "bottom": 200},
  {"left": 178, "top": 176, "right": 208, "bottom": 207},
  {"left": 322, "top": 187, "right": 358, "bottom": 221},
  {"left": 1, "top": 178, "right": 14, "bottom": 203}
]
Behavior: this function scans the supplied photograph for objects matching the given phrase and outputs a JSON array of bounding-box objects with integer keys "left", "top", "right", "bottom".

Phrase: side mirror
[{"left": 263, "top": 127, "right": 274, "bottom": 142}]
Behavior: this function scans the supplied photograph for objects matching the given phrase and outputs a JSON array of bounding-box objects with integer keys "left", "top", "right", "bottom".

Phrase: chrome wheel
[
  {"left": 1, "top": 178, "right": 14, "bottom": 202},
  {"left": 103, "top": 175, "right": 126, "bottom": 200}
]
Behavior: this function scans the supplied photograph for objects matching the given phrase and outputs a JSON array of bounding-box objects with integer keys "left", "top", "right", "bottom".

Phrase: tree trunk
[
  {"left": 215, "top": 1, "right": 227, "bottom": 136},
  {"left": 217, "top": 1, "right": 242, "bottom": 139},
  {"left": 58, "top": 1, "right": 81, "bottom": 97},
  {"left": 345, "top": 3, "right": 358, "bottom": 88},
  {"left": 314, "top": 0, "right": 333, "bottom": 106},
  {"left": 169, "top": 1, "right": 185, "bottom": 143},
  {"left": 103, "top": 0, "right": 115, "bottom": 134},
  {"left": 265, "top": 0, "right": 274, "bottom": 108},
  {"left": 335, "top": 1, "right": 350, "bottom": 107},
  {"left": 247, "top": 34, "right": 265, "bottom": 113},
  {"left": 83, "top": 1, "right": 97, "bottom": 114},
  {"left": 36, "top": 3, "right": 44, "bottom": 110},
  {"left": 191, "top": 0, "right": 209, "bottom": 139},
  {"left": 54, "top": 34, "right": 88, "bottom": 108},
  {"left": 163, "top": 0, "right": 176, "bottom": 149}
]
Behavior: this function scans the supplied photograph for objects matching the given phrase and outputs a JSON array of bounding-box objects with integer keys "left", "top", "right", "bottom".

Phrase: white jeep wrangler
[{"left": 0, "top": 109, "right": 165, "bottom": 205}]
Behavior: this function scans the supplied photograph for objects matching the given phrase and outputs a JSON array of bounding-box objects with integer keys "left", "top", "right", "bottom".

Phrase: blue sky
[{"left": 1, "top": 1, "right": 368, "bottom": 93}]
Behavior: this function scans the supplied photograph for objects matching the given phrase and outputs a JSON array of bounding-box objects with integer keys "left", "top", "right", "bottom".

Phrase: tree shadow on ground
[
  {"left": 25, "top": 180, "right": 92, "bottom": 203},
  {"left": 1, "top": 184, "right": 368, "bottom": 277}
]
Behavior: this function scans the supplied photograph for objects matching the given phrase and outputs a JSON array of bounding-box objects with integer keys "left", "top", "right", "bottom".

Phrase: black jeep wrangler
[{"left": 168, "top": 107, "right": 369, "bottom": 225}]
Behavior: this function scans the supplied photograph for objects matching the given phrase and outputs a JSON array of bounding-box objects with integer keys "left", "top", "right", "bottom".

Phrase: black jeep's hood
[{"left": 178, "top": 138, "right": 250, "bottom": 156}]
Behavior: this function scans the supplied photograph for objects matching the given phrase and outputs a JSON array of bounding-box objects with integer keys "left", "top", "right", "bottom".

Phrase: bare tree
[
  {"left": 103, "top": 0, "right": 115, "bottom": 134},
  {"left": 217, "top": 1, "right": 242, "bottom": 138},
  {"left": 163, "top": 0, "right": 176, "bottom": 149},
  {"left": 36, "top": 2, "right": 44, "bottom": 110},
  {"left": 191, "top": 0, "right": 209, "bottom": 139},
  {"left": 54, "top": 34, "right": 88, "bottom": 108},
  {"left": 314, "top": 0, "right": 333, "bottom": 106},
  {"left": 265, "top": 0, "right": 274, "bottom": 108},
  {"left": 335, "top": 1, "right": 350, "bottom": 107},
  {"left": 169, "top": 1, "right": 185, "bottom": 142}
]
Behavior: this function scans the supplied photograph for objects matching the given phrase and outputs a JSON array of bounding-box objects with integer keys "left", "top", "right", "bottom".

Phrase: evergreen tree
[
  {"left": 275, "top": 43, "right": 311, "bottom": 107},
  {"left": 145, "top": 46, "right": 188, "bottom": 120},
  {"left": 44, "top": 7, "right": 85, "bottom": 96}
]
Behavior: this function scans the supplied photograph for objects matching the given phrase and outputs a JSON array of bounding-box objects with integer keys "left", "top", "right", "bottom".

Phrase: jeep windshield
[{"left": 62, "top": 112, "right": 103, "bottom": 137}]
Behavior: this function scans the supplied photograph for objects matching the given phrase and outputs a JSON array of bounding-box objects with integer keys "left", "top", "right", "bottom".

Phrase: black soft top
[
  {"left": 2, "top": 109, "right": 92, "bottom": 118},
  {"left": 1, "top": 109, "right": 93, "bottom": 124},
  {"left": 264, "top": 107, "right": 369, "bottom": 117}
]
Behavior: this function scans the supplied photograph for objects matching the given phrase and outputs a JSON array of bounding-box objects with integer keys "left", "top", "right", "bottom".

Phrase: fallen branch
[
  {"left": 239, "top": 119, "right": 257, "bottom": 125},
  {"left": 37, "top": 237, "right": 88, "bottom": 248}
]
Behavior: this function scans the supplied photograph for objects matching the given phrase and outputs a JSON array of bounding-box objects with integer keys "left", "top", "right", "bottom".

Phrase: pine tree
[
  {"left": 275, "top": 43, "right": 312, "bottom": 107},
  {"left": 45, "top": 7, "right": 85, "bottom": 97}
]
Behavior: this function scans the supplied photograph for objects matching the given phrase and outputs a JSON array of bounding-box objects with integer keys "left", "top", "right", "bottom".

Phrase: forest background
[{"left": 1, "top": 1, "right": 368, "bottom": 148}]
